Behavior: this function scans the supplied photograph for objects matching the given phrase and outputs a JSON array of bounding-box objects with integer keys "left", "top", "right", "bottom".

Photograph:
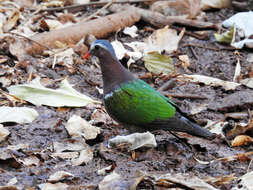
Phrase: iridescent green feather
[{"left": 104, "top": 79, "right": 176, "bottom": 126}]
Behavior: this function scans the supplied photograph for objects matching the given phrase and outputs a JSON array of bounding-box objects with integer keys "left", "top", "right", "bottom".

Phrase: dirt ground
[{"left": 0, "top": 2, "right": 253, "bottom": 190}]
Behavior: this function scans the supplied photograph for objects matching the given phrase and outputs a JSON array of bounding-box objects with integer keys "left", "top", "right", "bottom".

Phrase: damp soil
[{"left": 1, "top": 8, "right": 253, "bottom": 189}]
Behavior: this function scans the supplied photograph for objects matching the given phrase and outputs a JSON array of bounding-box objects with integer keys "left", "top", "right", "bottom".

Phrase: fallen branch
[
  {"left": 110, "top": 4, "right": 219, "bottom": 30},
  {"left": 10, "top": 9, "right": 140, "bottom": 57}
]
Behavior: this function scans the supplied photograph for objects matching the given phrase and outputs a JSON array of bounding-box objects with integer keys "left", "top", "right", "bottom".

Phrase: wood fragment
[
  {"left": 110, "top": 4, "right": 219, "bottom": 30},
  {"left": 161, "top": 92, "right": 208, "bottom": 99},
  {"left": 10, "top": 9, "right": 140, "bottom": 57}
]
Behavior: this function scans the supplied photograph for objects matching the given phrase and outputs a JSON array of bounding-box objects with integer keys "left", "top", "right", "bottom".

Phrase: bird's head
[{"left": 83, "top": 40, "right": 117, "bottom": 60}]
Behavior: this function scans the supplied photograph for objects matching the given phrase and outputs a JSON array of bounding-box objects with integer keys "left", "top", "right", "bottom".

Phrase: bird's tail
[{"left": 179, "top": 115, "right": 215, "bottom": 139}]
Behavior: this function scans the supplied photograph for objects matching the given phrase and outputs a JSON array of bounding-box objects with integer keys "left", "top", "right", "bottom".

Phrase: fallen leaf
[
  {"left": 143, "top": 52, "right": 174, "bottom": 75},
  {"left": 201, "top": 0, "right": 231, "bottom": 10},
  {"left": 233, "top": 58, "right": 241, "bottom": 82},
  {"left": 53, "top": 138, "right": 87, "bottom": 153},
  {"left": 123, "top": 25, "right": 138, "bottom": 38},
  {"left": 235, "top": 171, "right": 253, "bottom": 190},
  {"left": 3, "top": 9, "right": 20, "bottom": 32},
  {"left": 19, "top": 155, "right": 40, "bottom": 166},
  {"left": 65, "top": 115, "right": 100, "bottom": 140},
  {"left": 182, "top": 74, "right": 241, "bottom": 90},
  {"left": 71, "top": 149, "right": 93, "bottom": 166},
  {"left": 38, "top": 182, "right": 68, "bottom": 190},
  {"left": 145, "top": 25, "right": 184, "bottom": 54},
  {"left": 232, "top": 135, "right": 253, "bottom": 147},
  {"left": 8, "top": 77, "right": 101, "bottom": 107},
  {"left": 240, "top": 78, "right": 253, "bottom": 89},
  {"left": 205, "top": 174, "right": 236, "bottom": 186},
  {"left": 0, "top": 124, "right": 10, "bottom": 142},
  {"left": 0, "top": 107, "right": 38, "bottom": 124},
  {"left": 108, "top": 132, "right": 157, "bottom": 150},
  {"left": 48, "top": 171, "right": 74, "bottom": 182},
  {"left": 178, "top": 54, "right": 190, "bottom": 68},
  {"left": 214, "top": 25, "right": 235, "bottom": 44},
  {"left": 97, "top": 165, "right": 114, "bottom": 176}
]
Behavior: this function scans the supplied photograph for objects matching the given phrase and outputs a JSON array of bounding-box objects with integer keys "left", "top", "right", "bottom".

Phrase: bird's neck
[{"left": 99, "top": 55, "right": 135, "bottom": 95}]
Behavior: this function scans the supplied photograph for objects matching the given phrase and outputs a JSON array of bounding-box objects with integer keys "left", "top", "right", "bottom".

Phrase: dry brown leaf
[
  {"left": 3, "top": 9, "right": 20, "bottom": 32},
  {"left": 151, "top": 0, "right": 201, "bottom": 19},
  {"left": 232, "top": 135, "right": 253, "bottom": 147}
]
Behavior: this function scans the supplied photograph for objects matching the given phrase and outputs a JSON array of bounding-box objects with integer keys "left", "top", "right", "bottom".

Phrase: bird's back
[{"left": 104, "top": 79, "right": 176, "bottom": 127}]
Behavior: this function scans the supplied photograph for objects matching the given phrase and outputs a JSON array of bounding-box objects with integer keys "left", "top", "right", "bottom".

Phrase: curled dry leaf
[
  {"left": 18, "top": 155, "right": 40, "bottom": 167},
  {"left": 178, "top": 54, "right": 190, "bottom": 68},
  {"left": 48, "top": 171, "right": 74, "bottom": 182},
  {"left": 0, "top": 124, "right": 10, "bottom": 142},
  {"left": 71, "top": 149, "right": 93, "bottom": 166},
  {"left": 123, "top": 25, "right": 138, "bottom": 38},
  {"left": 240, "top": 78, "right": 253, "bottom": 89},
  {"left": 231, "top": 135, "right": 253, "bottom": 147},
  {"left": 65, "top": 115, "right": 100, "bottom": 140},
  {"left": 108, "top": 132, "right": 157, "bottom": 150},
  {"left": 97, "top": 165, "right": 114, "bottom": 176},
  {"left": 53, "top": 138, "right": 87, "bottom": 153}
]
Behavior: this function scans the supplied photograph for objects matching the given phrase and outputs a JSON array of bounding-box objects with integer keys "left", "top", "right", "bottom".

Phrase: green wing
[{"left": 104, "top": 79, "right": 176, "bottom": 126}]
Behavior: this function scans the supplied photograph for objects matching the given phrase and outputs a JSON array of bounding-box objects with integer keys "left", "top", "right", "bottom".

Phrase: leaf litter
[{"left": 0, "top": 0, "right": 253, "bottom": 189}]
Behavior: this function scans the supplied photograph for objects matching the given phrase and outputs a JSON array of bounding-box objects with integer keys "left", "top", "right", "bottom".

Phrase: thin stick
[
  {"left": 162, "top": 92, "right": 208, "bottom": 100},
  {"left": 81, "top": 0, "right": 114, "bottom": 22}
]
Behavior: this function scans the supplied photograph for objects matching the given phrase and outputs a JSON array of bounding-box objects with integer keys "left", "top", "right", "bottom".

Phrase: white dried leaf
[
  {"left": 233, "top": 59, "right": 241, "bottom": 82},
  {"left": 19, "top": 156, "right": 40, "bottom": 166},
  {"left": 240, "top": 78, "right": 253, "bottom": 89},
  {"left": 97, "top": 165, "right": 113, "bottom": 176},
  {"left": 8, "top": 77, "right": 101, "bottom": 107},
  {"left": 65, "top": 115, "right": 100, "bottom": 140},
  {"left": 3, "top": 9, "right": 19, "bottom": 32},
  {"left": 144, "top": 25, "right": 184, "bottom": 54},
  {"left": 38, "top": 182, "right": 68, "bottom": 190},
  {"left": 0, "top": 107, "right": 38, "bottom": 124},
  {"left": 71, "top": 149, "right": 93, "bottom": 166},
  {"left": 190, "top": 104, "right": 208, "bottom": 115},
  {"left": 233, "top": 171, "right": 253, "bottom": 190},
  {"left": 123, "top": 25, "right": 138, "bottom": 38},
  {"left": 182, "top": 74, "right": 241, "bottom": 90},
  {"left": 44, "top": 19, "right": 63, "bottom": 30},
  {"left": 108, "top": 132, "right": 157, "bottom": 150},
  {"left": 0, "top": 124, "right": 10, "bottom": 142},
  {"left": 51, "top": 152, "right": 79, "bottom": 160},
  {"left": 53, "top": 139, "right": 87, "bottom": 153},
  {"left": 157, "top": 173, "right": 218, "bottom": 190},
  {"left": 48, "top": 171, "right": 74, "bottom": 182},
  {"left": 7, "top": 144, "right": 29, "bottom": 151},
  {"left": 99, "top": 172, "right": 122, "bottom": 190},
  {"left": 7, "top": 177, "right": 18, "bottom": 186}
]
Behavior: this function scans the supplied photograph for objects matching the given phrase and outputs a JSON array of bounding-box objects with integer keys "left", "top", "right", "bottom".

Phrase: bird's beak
[{"left": 83, "top": 51, "right": 90, "bottom": 60}]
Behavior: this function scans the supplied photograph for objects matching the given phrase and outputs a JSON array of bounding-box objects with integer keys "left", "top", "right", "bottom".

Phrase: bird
[{"left": 84, "top": 39, "right": 214, "bottom": 139}]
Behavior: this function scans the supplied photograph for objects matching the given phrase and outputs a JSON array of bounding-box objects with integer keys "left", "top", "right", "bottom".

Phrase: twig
[
  {"left": 183, "top": 43, "right": 236, "bottom": 51},
  {"left": 30, "top": 0, "right": 164, "bottom": 13},
  {"left": 157, "top": 79, "right": 177, "bottom": 92},
  {"left": 162, "top": 92, "right": 208, "bottom": 100},
  {"left": 189, "top": 46, "right": 198, "bottom": 60},
  {"left": 171, "top": 25, "right": 209, "bottom": 40},
  {"left": 81, "top": 0, "right": 114, "bottom": 22}
]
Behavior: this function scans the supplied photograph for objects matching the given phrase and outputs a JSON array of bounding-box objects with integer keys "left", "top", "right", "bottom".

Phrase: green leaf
[
  {"left": 143, "top": 52, "right": 174, "bottom": 74},
  {"left": 8, "top": 77, "right": 101, "bottom": 107},
  {"left": 214, "top": 25, "right": 235, "bottom": 44}
]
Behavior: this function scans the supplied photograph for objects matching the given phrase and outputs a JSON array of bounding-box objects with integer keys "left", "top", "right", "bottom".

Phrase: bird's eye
[{"left": 94, "top": 45, "right": 100, "bottom": 50}]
